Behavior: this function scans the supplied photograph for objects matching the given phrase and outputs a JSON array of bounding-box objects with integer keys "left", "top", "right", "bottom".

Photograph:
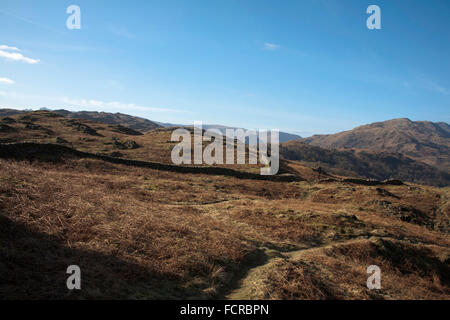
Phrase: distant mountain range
[
  {"left": 199, "top": 124, "right": 302, "bottom": 144},
  {"left": 155, "top": 123, "right": 302, "bottom": 143},
  {"left": 0, "top": 109, "right": 302, "bottom": 143}
]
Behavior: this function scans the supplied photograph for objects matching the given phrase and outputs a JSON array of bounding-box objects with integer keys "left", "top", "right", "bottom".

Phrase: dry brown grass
[
  {"left": 261, "top": 238, "right": 449, "bottom": 300},
  {"left": 0, "top": 156, "right": 449, "bottom": 300},
  {"left": 1, "top": 110, "right": 449, "bottom": 299},
  {"left": 0, "top": 159, "right": 251, "bottom": 299},
  {"left": 0, "top": 111, "right": 265, "bottom": 173}
]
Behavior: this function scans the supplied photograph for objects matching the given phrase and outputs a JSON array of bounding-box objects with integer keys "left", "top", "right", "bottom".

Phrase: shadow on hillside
[
  {"left": 0, "top": 215, "right": 188, "bottom": 300},
  {"left": 0, "top": 142, "right": 301, "bottom": 182},
  {"left": 216, "top": 248, "right": 270, "bottom": 300}
]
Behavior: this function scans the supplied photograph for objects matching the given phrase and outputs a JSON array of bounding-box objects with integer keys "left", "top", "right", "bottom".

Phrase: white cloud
[
  {"left": 0, "top": 77, "right": 15, "bottom": 85},
  {"left": 420, "top": 77, "right": 450, "bottom": 96},
  {"left": 430, "top": 83, "right": 449, "bottom": 95},
  {"left": 108, "top": 26, "right": 136, "bottom": 39},
  {"left": 0, "top": 44, "right": 40, "bottom": 64},
  {"left": 61, "top": 97, "right": 183, "bottom": 113},
  {"left": 263, "top": 42, "right": 280, "bottom": 51},
  {"left": 0, "top": 45, "right": 20, "bottom": 51},
  {"left": 0, "top": 90, "right": 186, "bottom": 113},
  {"left": 107, "top": 80, "right": 123, "bottom": 90},
  {"left": 0, "top": 50, "right": 40, "bottom": 64}
]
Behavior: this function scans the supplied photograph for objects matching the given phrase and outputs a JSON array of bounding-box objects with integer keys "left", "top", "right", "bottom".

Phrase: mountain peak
[{"left": 302, "top": 118, "right": 450, "bottom": 171}]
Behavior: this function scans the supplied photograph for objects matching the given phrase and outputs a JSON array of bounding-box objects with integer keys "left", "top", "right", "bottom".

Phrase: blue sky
[{"left": 0, "top": 0, "right": 449, "bottom": 136}]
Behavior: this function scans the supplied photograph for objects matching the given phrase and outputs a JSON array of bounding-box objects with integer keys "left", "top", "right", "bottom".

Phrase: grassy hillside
[
  {"left": 2, "top": 110, "right": 448, "bottom": 186},
  {"left": 0, "top": 157, "right": 448, "bottom": 299},
  {"left": 280, "top": 140, "right": 450, "bottom": 187},
  {"left": 302, "top": 118, "right": 450, "bottom": 171},
  {"left": 1, "top": 110, "right": 449, "bottom": 300},
  {"left": 0, "top": 108, "right": 161, "bottom": 132},
  {"left": 0, "top": 110, "right": 268, "bottom": 174}
]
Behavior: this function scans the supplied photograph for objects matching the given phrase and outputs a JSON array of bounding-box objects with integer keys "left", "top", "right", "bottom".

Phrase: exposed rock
[
  {"left": 113, "top": 139, "right": 140, "bottom": 150},
  {"left": 1, "top": 117, "right": 16, "bottom": 124},
  {"left": 56, "top": 137, "right": 69, "bottom": 144},
  {"left": 109, "top": 151, "right": 124, "bottom": 158},
  {"left": 0, "top": 123, "right": 15, "bottom": 133},
  {"left": 23, "top": 123, "right": 54, "bottom": 134},
  {"left": 110, "top": 125, "right": 143, "bottom": 136},
  {"left": 66, "top": 120, "right": 101, "bottom": 136},
  {"left": 124, "top": 140, "right": 139, "bottom": 149},
  {"left": 383, "top": 179, "right": 404, "bottom": 186},
  {"left": 376, "top": 187, "right": 400, "bottom": 199}
]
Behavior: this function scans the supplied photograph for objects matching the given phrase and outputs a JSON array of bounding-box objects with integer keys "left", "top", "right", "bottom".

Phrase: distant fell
[
  {"left": 52, "top": 110, "right": 161, "bottom": 132},
  {"left": 301, "top": 118, "right": 450, "bottom": 171},
  {"left": 0, "top": 108, "right": 161, "bottom": 132}
]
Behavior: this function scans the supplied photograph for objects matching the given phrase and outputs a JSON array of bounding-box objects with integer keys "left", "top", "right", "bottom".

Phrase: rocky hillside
[
  {"left": 0, "top": 108, "right": 161, "bottom": 132},
  {"left": 301, "top": 118, "right": 450, "bottom": 171},
  {"left": 280, "top": 140, "right": 450, "bottom": 187}
]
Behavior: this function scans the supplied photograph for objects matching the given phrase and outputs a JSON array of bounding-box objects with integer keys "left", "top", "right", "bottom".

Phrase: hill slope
[
  {"left": 0, "top": 108, "right": 161, "bottom": 132},
  {"left": 280, "top": 140, "right": 450, "bottom": 187},
  {"left": 0, "top": 110, "right": 271, "bottom": 174},
  {"left": 0, "top": 110, "right": 449, "bottom": 300},
  {"left": 1, "top": 110, "right": 449, "bottom": 186},
  {"left": 0, "top": 146, "right": 449, "bottom": 299},
  {"left": 201, "top": 124, "right": 302, "bottom": 144},
  {"left": 302, "top": 118, "right": 450, "bottom": 171}
]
